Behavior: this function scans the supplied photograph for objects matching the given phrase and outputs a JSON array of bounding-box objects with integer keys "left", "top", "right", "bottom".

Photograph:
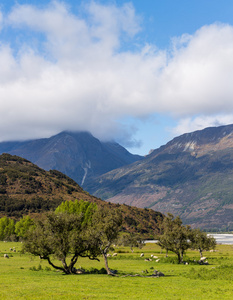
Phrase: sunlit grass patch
[{"left": 0, "top": 242, "right": 233, "bottom": 299}]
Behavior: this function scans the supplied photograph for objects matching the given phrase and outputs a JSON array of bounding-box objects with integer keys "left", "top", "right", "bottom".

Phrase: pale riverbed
[
  {"left": 208, "top": 234, "right": 233, "bottom": 245},
  {"left": 145, "top": 234, "right": 233, "bottom": 245}
]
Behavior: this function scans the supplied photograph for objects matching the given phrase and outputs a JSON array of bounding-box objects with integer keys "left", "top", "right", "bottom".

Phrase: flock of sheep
[{"left": 3, "top": 247, "right": 16, "bottom": 258}]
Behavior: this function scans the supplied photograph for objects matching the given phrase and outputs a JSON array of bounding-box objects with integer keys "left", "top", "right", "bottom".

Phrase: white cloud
[
  {"left": 159, "top": 23, "right": 233, "bottom": 116},
  {"left": 1, "top": 2, "right": 233, "bottom": 146},
  {"left": 171, "top": 115, "right": 233, "bottom": 137}
]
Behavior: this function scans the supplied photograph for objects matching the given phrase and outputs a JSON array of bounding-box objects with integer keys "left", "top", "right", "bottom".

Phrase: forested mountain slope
[{"left": 0, "top": 154, "right": 161, "bottom": 237}]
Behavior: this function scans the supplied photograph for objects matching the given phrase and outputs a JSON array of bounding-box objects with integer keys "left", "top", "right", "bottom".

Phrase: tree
[
  {"left": 15, "top": 216, "right": 35, "bottom": 239},
  {"left": 119, "top": 232, "right": 145, "bottom": 253},
  {"left": 0, "top": 217, "right": 15, "bottom": 241},
  {"left": 55, "top": 199, "right": 97, "bottom": 225},
  {"left": 93, "top": 207, "right": 122, "bottom": 275},
  {"left": 189, "top": 228, "right": 216, "bottom": 258},
  {"left": 156, "top": 213, "right": 191, "bottom": 263},
  {"left": 23, "top": 211, "right": 100, "bottom": 274}
]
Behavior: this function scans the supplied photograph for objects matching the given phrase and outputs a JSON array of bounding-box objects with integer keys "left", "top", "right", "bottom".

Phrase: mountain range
[
  {"left": 86, "top": 124, "right": 233, "bottom": 230},
  {"left": 0, "top": 131, "right": 142, "bottom": 186},
  {"left": 1, "top": 125, "right": 233, "bottom": 230}
]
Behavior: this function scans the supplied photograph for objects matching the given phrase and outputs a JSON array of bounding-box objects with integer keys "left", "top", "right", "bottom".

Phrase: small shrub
[
  {"left": 29, "top": 265, "right": 43, "bottom": 271},
  {"left": 86, "top": 267, "right": 107, "bottom": 274}
]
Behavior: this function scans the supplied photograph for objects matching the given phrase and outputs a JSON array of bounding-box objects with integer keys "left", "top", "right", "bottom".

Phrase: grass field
[{"left": 0, "top": 242, "right": 233, "bottom": 300}]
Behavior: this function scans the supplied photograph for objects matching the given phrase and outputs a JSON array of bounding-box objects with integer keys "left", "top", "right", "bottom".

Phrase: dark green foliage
[
  {"left": 23, "top": 211, "right": 101, "bottom": 274},
  {"left": 92, "top": 207, "right": 122, "bottom": 275},
  {"left": 84, "top": 267, "right": 107, "bottom": 274},
  {"left": 118, "top": 232, "right": 145, "bottom": 252},
  {"left": 157, "top": 214, "right": 217, "bottom": 264},
  {"left": 156, "top": 213, "right": 192, "bottom": 263},
  {"left": 189, "top": 228, "right": 216, "bottom": 257}
]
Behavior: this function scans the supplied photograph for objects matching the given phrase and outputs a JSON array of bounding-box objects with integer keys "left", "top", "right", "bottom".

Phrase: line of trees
[
  {"left": 0, "top": 202, "right": 217, "bottom": 273},
  {"left": 0, "top": 215, "right": 34, "bottom": 241},
  {"left": 156, "top": 213, "right": 216, "bottom": 263}
]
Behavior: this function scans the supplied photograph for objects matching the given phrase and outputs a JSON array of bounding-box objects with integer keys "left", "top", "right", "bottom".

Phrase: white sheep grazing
[
  {"left": 4, "top": 254, "right": 9, "bottom": 259},
  {"left": 200, "top": 257, "right": 207, "bottom": 261},
  {"left": 140, "top": 253, "right": 144, "bottom": 257},
  {"left": 112, "top": 253, "right": 118, "bottom": 257},
  {"left": 107, "top": 254, "right": 111, "bottom": 257},
  {"left": 155, "top": 259, "right": 160, "bottom": 262},
  {"left": 153, "top": 256, "right": 158, "bottom": 259}
]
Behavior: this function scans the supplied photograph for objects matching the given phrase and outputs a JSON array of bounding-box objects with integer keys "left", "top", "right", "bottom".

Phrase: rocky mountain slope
[
  {"left": 86, "top": 124, "right": 233, "bottom": 230},
  {"left": 0, "top": 154, "right": 162, "bottom": 237},
  {"left": 0, "top": 131, "right": 142, "bottom": 186}
]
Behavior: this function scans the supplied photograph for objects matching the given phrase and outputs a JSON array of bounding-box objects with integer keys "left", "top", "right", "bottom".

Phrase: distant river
[
  {"left": 208, "top": 234, "right": 233, "bottom": 245},
  {"left": 145, "top": 234, "right": 233, "bottom": 245}
]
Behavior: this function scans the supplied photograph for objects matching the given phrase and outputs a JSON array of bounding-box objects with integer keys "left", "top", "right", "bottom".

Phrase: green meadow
[{"left": 0, "top": 242, "right": 233, "bottom": 300}]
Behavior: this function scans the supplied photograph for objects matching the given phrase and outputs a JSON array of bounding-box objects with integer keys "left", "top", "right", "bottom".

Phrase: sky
[{"left": 1, "top": 1, "right": 233, "bottom": 155}]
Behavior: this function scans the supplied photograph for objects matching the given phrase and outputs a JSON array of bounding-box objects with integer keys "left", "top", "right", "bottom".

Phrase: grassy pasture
[{"left": 0, "top": 242, "right": 233, "bottom": 299}]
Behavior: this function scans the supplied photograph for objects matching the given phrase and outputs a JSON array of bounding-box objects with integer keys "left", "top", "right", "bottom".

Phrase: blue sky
[{"left": 1, "top": 1, "right": 233, "bottom": 154}]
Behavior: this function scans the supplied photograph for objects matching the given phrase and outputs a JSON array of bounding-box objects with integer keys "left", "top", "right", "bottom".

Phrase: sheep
[
  {"left": 200, "top": 257, "right": 207, "bottom": 261},
  {"left": 4, "top": 254, "right": 9, "bottom": 259},
  {"left": 112, "top": 253, "right": 118, "bottom": 257},
  {"left": 140, "top": 253, "right": 144, "bottom": 257}
]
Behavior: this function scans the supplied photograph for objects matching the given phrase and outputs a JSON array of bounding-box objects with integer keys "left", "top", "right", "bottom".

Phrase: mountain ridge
[
  {"left": 86, "top": 124, "right": 233, "bottom": 230},
  {"left": 0, "top": 131, "right": 142, "bottom": 186},
  {"left": 0, "top": 153, "right": 162, "bottom": 238}
]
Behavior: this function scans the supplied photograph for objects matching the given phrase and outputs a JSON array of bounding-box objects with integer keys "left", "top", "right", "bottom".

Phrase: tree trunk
[
  {"left": 177, "top": 252, "right": 181, "bottom": 264},
  {"left": 47, "top": 257, "right": 67, "bottom": 273},
  {"left": 180, "top": 251, "right": 183, "bottom": 263},
  {"left": 103, "top": 253, "right": 114, "bottom": 275},
  {"left": 199, "top": 248, "right": 203, "bottom": 258}
]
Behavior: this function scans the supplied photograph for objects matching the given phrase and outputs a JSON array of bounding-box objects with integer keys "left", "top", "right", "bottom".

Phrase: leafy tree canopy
[
  {"left": 92, "top": 206, "right": 122, "bottom": 275},
  {"left": 189, "top": 228, "right": 216, "bottom": 257},
  {"left": 15, "top": 215, "right": 35, "bottom": 239},
  {"left": 0, "top": 216, "right": 15, "bottom": 241},
  {"left": 23, "top": 211, "right": 100, "bottom": 274},
  {"left": 55, "top": 199, "right": 97, "bottom": 225},
  {"left": 157, "top": 213, "right": 191, "bottom": 263},
  {"left": 119, "top": 232, "right": 145, "bottom": 253}
]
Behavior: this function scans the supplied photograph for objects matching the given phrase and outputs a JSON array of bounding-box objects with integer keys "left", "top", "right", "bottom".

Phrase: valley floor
[{"left": 0, "top": 242, "right": 233, "bottom": 299}]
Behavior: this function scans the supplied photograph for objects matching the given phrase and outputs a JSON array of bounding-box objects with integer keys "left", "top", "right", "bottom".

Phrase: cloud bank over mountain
[{"left": 0, "top": 1, "right": 233, "bottom": 145}]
